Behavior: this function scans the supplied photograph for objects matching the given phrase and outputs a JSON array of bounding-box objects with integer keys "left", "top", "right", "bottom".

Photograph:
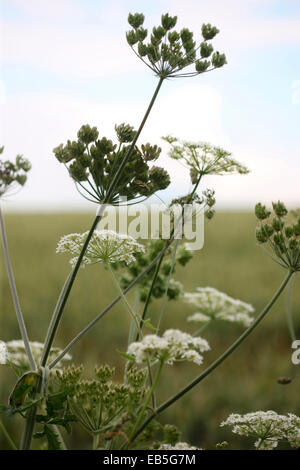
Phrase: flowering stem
[
  {"left": 0, "top": 202, "right": 36, "bottom": 371},
  {"left": 49, "top": 175, "right": 204, "bottom": 368},
  {"left": 20, "top": 78, "right": 165, "bottom": 450},
  {"left": 129, "top": 270, "right": 294, "bottom": 445},
  {"left": 42, "top": 78, "right": 164, "bottom": 369},
  {"left": 0, "top": 419, "right": 17, "bottom": 450},
  {"left": 126, "top": 360, "right": 164, "bottom": 449}
]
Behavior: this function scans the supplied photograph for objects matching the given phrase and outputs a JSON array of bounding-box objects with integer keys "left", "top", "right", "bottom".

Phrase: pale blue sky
[{"left": 0, "top": 0, "right": 299, "bottom": 210}]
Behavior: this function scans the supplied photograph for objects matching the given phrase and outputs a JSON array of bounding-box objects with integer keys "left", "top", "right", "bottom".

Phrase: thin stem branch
[
  {"left": 0, "top": 419, "right": 17, "bottom": 450},
  {"left": 128, "top": 270, "right": 294, "bottom": 446},
  {"left": 0, "top": 202, "right": 36, "bottom": 371},
  {"left": 126, "top": 360, "right": 164, "bottom": 449}
]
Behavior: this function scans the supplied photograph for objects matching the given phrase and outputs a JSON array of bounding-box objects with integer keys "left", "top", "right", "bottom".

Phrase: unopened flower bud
[
  {"left": 115, "top": 123, "right": 136, "bottom": 143},
  {"left": 272, "top": 201, "right": 288, "bottom": 218},
  {"left": 128, "top": 13, "right": 145, "bottom": 29},
  {"left": 161, "top": 13, "right": 177, "bottom": 30},
  {"left": 195, "top": 60, "right": 210, "bottom": 73},
  {"left": 255, "top": 202, "right": 271, "bottom": 220},
  {"left": 212, "top": 51, "right": 227, "bottom": 68},
  {"left": 126, "top": 30, "right": 138, "bottom": 46},
  {"left": 200, "top": 42, "right": 213, "bottom": 58},
  {"left": 77, "top": 124, "right": 99, "bottom": 144},
  {"left": 202, "top": 23, "right": 219, "bottom": 40}
]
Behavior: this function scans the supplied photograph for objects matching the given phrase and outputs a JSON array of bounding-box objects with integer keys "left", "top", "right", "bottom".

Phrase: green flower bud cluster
[
  {"left": 55, "top": 364, "right": 148, "bottom": 438},
  {"left": 54, "top": 124, "right": 170, "bottom": 205},
  {"left": 120, "top": 239, "right": 192, "bottom": 303},
  {"left": 163, "top": 136, "right": 249, "bottom": 180},
  {"left": 0, "top": 147, "right": 31, "bottom": 197},
  {"left": 126, "top": 12, "right": 226, "bottom": 78},
  {"left": 255, "top": 201, "right": 300, "bottom": 271}
]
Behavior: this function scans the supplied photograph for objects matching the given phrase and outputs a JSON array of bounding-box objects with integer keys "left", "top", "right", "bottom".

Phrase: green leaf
[{"left": 117, "top": 350, "right": 135, "bottom": 361}]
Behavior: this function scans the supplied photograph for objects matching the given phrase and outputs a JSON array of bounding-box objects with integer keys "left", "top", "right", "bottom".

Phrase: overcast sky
[{"left": 0, "top": 0, "right": 299, "bottom": 211}]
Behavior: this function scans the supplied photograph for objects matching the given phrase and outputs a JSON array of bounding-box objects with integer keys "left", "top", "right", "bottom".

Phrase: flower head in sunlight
[
  {"left": 127, "top": 13, "right": 226, "bottom": 79},
  {"left": 255, "top": 201, "right": 300, "bottom": 272},
  {"left": 184, "top": 287, "right": 254, "bottom": 328},
  {"left": 221, "top": 411, "right": 300, "bottom": 450},
  {"left": 56, "top": 229, "right": 145, "bottom": 268},
  {"left": 127, "top": 329, "right": 210, "bottom": 365},
  {"left": 0, "top": 147, "right": 31, "bottom": 198},
  {"left": 4, "top": 340, "right": 71, "bottom": 371}
]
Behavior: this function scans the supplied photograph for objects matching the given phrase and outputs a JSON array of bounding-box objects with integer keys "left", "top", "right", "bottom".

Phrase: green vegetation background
[{"left": 0, "top": 212, "right": 299, "bottom": 450}]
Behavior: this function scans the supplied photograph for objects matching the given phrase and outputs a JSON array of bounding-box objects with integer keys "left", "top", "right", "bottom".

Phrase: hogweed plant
[{"left": 0, "top": 12, "right": 299, "bottom": 451}]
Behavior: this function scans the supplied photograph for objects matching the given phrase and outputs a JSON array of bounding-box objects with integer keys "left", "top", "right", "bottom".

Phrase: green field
[{"left": 0, "top": 211, "right": 299, "bottom": 449}]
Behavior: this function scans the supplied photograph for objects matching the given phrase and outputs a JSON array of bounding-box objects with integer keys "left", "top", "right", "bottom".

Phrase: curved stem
[
  {"left": 128, "top": 270, "right": 294, "bottom": 446},
  {"left": 0, "top": 202, "right": 36, "bottom": 371},
  {"left": 0, "top": 419, "right": 17, "bottom": 450}
]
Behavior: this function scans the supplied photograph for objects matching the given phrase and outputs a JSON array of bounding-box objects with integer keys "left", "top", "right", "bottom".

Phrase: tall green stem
[
  {"left": 0, "top": 202, "right": 36, "bottom": 371},
  {"left": 21, "top": 78, "right": 165, "bottom": 450},
  {"left": 128, "top": 270, "right": 294, "bottom": 446}
]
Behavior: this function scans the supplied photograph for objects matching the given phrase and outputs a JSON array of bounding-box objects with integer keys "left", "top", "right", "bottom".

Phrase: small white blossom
[
  {"left": 163, "top": 137, "right": 249, "bottom": 178},
  {"left": 159, "top": 442, "right": 202, "bottom": 450},
  {"left": 4, "top": 340, "right": 72, "bottom": 370},
  {"left": 127, "top": 329, "right": 210, "bottom": 366},
  {"left": 0, "top": 340, "right": 8, "bottom": 364},
  {"left": 56, "top": 229, "right": 145, "bottom": 267},
  {"left": 221, "top": 411, "right": 300, "bottom": 450},
  {"left": 185, "top": 287, "right": 254, "bottom": 328}
]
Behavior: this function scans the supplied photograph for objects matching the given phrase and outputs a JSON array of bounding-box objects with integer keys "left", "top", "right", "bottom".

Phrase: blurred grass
[{"left": 0, "top": 211, "right": 299, "bottom": 450}]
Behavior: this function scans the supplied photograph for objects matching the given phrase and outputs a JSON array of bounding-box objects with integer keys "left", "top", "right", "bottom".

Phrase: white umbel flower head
[
  {"left": 185, "top": 287, "right": 254, "bottom": 328},
  {"left": 0, "top": 340, "right": 8, "bottom": 364},
  {"left": 127, "top": 329, "right": 210, "bottom": 366},
  {"left": 159, "top": 442, "right": 202, "bottom": 450},
  {"left": 221, "top": 411, "right": 300, "bottom": 450},
  {"left": 5, "top": 340, "right": 72, "bottom": 370},
  {"left": 56, "top": 229, "right": 145, "bottom": 267}
]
